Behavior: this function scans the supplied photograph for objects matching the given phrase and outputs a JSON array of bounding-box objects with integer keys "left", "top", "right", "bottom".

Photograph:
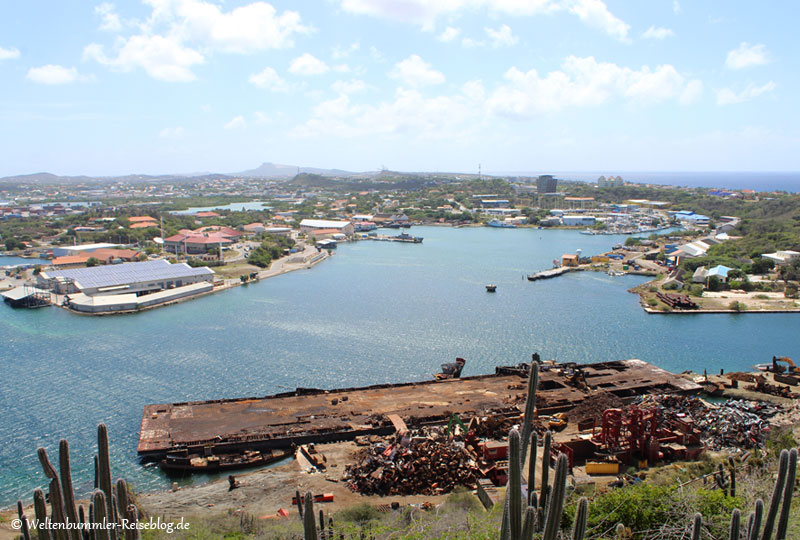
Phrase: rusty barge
[{"left": 138, "top": 359, "right": 701, "bottom": 460}]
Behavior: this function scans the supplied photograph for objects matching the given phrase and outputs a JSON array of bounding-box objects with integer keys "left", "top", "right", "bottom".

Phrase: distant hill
[
  {"left": 0, "top": 172, "right": 233, "bottom": 185},
  {"left": 235, "top": 162, "right": 358, "bottom": 178}
]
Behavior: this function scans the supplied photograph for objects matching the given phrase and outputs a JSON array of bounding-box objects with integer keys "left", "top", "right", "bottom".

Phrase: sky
[{"left": 1, "top": 1, "right": 798, "bottom": 177}]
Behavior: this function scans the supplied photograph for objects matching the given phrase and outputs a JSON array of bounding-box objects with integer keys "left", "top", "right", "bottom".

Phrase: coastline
[{"left": 51, "top": 247, "right": 330, "bottom": 316}]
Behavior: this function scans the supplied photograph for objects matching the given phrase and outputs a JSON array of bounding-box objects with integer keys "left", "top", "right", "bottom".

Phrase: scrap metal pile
[
  {"left": 634, "top": 394, "right": 781, "bottom": 450},
  {"left": 343, "top": 427, "right": 480, "bottom": 496}
]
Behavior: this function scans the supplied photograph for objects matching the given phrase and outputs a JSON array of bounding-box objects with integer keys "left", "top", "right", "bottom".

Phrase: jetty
[
  {"left": 138, "top": 359, "right": 700, "bottom": 460},
  {"left": 527, "top": 267, "right": 575, "bottom": 281}
]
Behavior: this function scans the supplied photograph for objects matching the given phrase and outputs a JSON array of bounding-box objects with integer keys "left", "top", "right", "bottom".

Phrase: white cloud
[
  {"left": 159, "top": 126, "right": 184, "bottom": 138},
  {"left": 488, "top": 56, "right": 699, "bottom": 116},
  {"left": 716, "top": 81, "right": 775, "bottom": 106},
  {"left": 567, "top": 0, "right": 630, "bottom": 43},
  {"left": 672, "top": 0, "right": 680, "bottom": 14},
  {"left": 85, "top": 0, "right": 311, "bottom": 81},
  {"left": 95, "top": 2, "right": 122, "bottom": 32},
  {"left": 224, "top": 115, "right": 246, "bottom": 130},
  {"left": 438, "top": 26, "right": 460, "bottom": 43},
  {"left": 0, "top": 46, "right": 20, "bottom": 60},
  {"left": 289, "top": 53, "right": 330, "bottom": 75},
  {"left": 332, "top": 42, "right": 359, "bottom": 60},
  {"left": 332, "top": 79, "right": 367, "bottom": 94},
  {"left": 389, "top": 54, "right": 445, "bottom": 87},
  {"left": 26, "top": 65, "right": 83, "bottom": 85},
  {"left": 642, "top": 26, "right": 674, "bottom": 40},
  {"left": 84, "top": 36, "right": 203, "bottom": 82},
  {"left": 461, "top": 37, "right": 483, "bottom": 48},
  {"left": 726, "top": 42, "right": 770, "bottom": 70},
  {"left": 369, "top": 46, "right": 385, "bottom": 62},
  {"left": 486, "top": 24, "right": 518, "bottom": 48},
  {"left": 291, "top": 84, "right": 485, "bottom": 141},
  {"left": 338, "top": 0, "right": 629, "bottom": 41},
  {"left": 249, "top": 66, "right": 290, "bottom": 92},
  {"left": 680, "top": 80, "right": 703, "bottom": 105}
]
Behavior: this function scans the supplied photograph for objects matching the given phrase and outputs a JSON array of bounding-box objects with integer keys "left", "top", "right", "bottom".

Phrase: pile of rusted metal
[
  {"left": 343, "top": 428, "right": 480, "bottom": 496},
  {"left": 565, "top": 391, "right": 624, "bottom": 424},
  {"left": 634, "top": 394, "right": 781, "bottom": 450}
]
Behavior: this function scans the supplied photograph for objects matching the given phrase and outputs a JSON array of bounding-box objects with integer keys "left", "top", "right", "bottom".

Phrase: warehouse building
[
  {"left": 37, "top": 259, "right": 215, "bottom": 295},
  {"left": 299, "top": 219, "right": 354, "bottom": 236}
]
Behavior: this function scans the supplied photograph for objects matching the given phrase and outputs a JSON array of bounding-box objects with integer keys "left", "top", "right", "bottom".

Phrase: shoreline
[{"left": 50, "top": 247, "right": 330, "bottom": 316}]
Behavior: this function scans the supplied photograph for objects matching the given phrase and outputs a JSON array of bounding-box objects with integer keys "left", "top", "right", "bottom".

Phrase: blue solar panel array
[{"left": 44, "top": 260, "right": 214, "bottom": 290}]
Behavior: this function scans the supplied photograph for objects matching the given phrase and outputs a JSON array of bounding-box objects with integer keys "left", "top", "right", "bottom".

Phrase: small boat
[
  {"left": 486, "top": 284, "right": 497, "bottom": 292},
  {"left": 393, "top": 232, "right": 423, "bottom": 243},
  {"left": 487, "top": 218, "right": 516, "bottom": 228},
  {"left": 159, "top": 447, "right": 291, "bottom": 474}
]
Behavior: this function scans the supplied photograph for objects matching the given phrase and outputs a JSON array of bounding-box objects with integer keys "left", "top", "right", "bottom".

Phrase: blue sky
[{"left": 0, "top": 1, "right": 797, "bottom": 176}]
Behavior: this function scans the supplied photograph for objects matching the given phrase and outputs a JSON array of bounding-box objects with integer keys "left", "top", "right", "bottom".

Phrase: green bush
[
  {"left": 690, "top": 284, "right": 704, "bottom": 297},
  {"left": 647, "top": 297, "right": 658, "bottom": 307},
  {"left": 335, "top": 502, "right": 383, "bottom": 523},
  {"left": 729, "top": 301, "right": 746, "bottom": 312}
]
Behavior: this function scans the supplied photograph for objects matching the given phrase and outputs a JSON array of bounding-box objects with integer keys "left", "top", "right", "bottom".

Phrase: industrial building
[
  {"left": 299, "top": 219, "right": 354, "bottom": 236},
  {"left": 562, "top": 215, "right": 597, "bottom": 227},
  {"left": 52, "top": 243, "right": 121, "bottom": 258},
  {"left": 37, "top": 259, "right": 215, "bottom": 296}
]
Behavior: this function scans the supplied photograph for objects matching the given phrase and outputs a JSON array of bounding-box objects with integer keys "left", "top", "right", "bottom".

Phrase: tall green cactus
[
  {"left": 97, "top": 424, "right": 115, "bottom": 532},
  {"left": 92, "top": 491, "right": 111, "bottom": 540},
  {"left": 303, "top": 492, "right": 318, "bottom": 540},
  {"left": 691, "top": 513, "right": 702, "bottom": 540},
  {"left": 527, "top": 432, "right": 538, "bottom": 502},
  {"left": 749, "top": 498, "right": 763, "bottom": 540},
  {"left": 17, "top": 501, "right": 32, "bottom": 540},
  {"left": 507, "top": 430, "right": 523, "bottom": 540},
  {"left": 540, "top": 430, "right": 552, "bottom": 518},
  {"left": 775, "top": 448, "right": 797, "bottom": 540},
  {"left": 761, "top": 448, "right": 789, "bottom": 540},
  {"left": 33, "top": 488, "right": 51, "bottom": 540},
  {"left": 572, "top": 497, "right": 589, "bottom": 540},
  {"left": 730, "top": 508, "right": 741, "bottom": 540},
  {"left": 729, "top": 456, "right": 737, "bottom": 499},
  {"left": 59, "top": 440, "right": 81, "bottom": 540},
  {"left": 520, "top": 362, "right": 539, "bottom": 463},
  {"left": 542, "top": 454, "right": 568, "bottom": 540}
]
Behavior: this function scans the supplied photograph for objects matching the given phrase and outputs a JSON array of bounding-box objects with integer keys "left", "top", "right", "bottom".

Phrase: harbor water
[{"left": 2, "top": 226, "right": 799, "bottom": 505}]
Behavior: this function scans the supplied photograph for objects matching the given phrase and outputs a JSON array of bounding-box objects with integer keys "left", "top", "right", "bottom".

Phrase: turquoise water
[
  {"left": 2, "top": 226, "right": 799, "bottom": 506},
  {"left": 170, "top": 201, "right": 271, "bottom": 215},
  {"left": 0, "top": 256, "right": 48, "bottom": 267}
]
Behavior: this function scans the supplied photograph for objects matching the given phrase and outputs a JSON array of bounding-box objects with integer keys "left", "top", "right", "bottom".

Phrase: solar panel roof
[{"left": 43, "top": 260, "right": 214, "bottom": 290}]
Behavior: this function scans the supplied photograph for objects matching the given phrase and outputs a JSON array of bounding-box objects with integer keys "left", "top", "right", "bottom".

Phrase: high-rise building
[{"left": 537, "top": 175, "right": 558, "bottom": 194}]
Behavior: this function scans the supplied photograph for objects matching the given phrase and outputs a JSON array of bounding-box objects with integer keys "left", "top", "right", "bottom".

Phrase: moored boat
[{"left": 159, "top": 447, "right": 291, "bottom": 474}]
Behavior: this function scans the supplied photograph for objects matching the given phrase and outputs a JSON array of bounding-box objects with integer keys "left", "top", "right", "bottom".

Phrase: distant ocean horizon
[{"left": 489, "top": 171, "right": 800, "bottom": 193}]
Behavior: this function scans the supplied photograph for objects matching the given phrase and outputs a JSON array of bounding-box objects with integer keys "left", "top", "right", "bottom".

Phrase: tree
[
  {"left": 86, "top": 257, "right": 100, "bottom": 267},
  {"left": 707, "top": 275, "right": 724, "bottom": 292},
  {"left": 749, "top": 257, "right": 775, "bottom": 275}
]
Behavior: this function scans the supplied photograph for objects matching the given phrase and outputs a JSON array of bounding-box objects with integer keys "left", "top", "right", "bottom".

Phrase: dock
[
  {"left": 138, "top": 359, "right": 701, "bottom": 459},
  {"left": 527, "top": 267, "right": 575, "bottom": 281}
]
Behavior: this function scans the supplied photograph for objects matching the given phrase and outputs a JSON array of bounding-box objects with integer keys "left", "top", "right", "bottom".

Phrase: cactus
[
  {"left": 92, "top": 491, "right": 111, "bottom": 540},
  {"left": 691, "top": 512, "right": 702, "bottom": 540},
  {"left": 17, "top": 501, "right": 32, "bottom": 540},
  {"left": 521, "top": 506, "right": 536, "bottom": 540},
  {"left": 730, "top": 508, "right": 741, "bottom": 540},
  {"left": 520, "top": 362, "right": 539, "bottom": 463},
  {"left": 303, "top": 491, "right": 318, "bottom": 540},
  {"left": 749, "top": 499, "right": 763, "bottom": 540},
  {"left": 729, "top": 456, "right": 737, "bottom": 499},
  {"left": 527, "top": 432, "right": 538, "bottom": 506},
  {"left": 507, "top": 429, "right": 523, "bottom": 540},
  {"left": 96, "top": 425, "right": 115, "bottom": 528},
  {"left": 59, "top": 440, "right": 81, "bottom": 540},
  {"left": 542, "top": 454, "right": 568, "bottom": 540},
  {"left": 48, "top": 478, "right": 68, "bottom": 540},
  {"left": 33, "top": 488, "right": 51, "bottom": 540},
  {"left": 540, "top": 430, "right": 552, "bottom": 518},
  {"left": 775, "top": 447, "right": 797, "bottom": 540},
  {"left": 761, "top": 449, "right": 789, "bottom": 540},
  {"left": 572, "top": 497, "right": 589, "bottom": 540},
  {"left": 296, "top": 489, "right": 304, "bottom": 517}
]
